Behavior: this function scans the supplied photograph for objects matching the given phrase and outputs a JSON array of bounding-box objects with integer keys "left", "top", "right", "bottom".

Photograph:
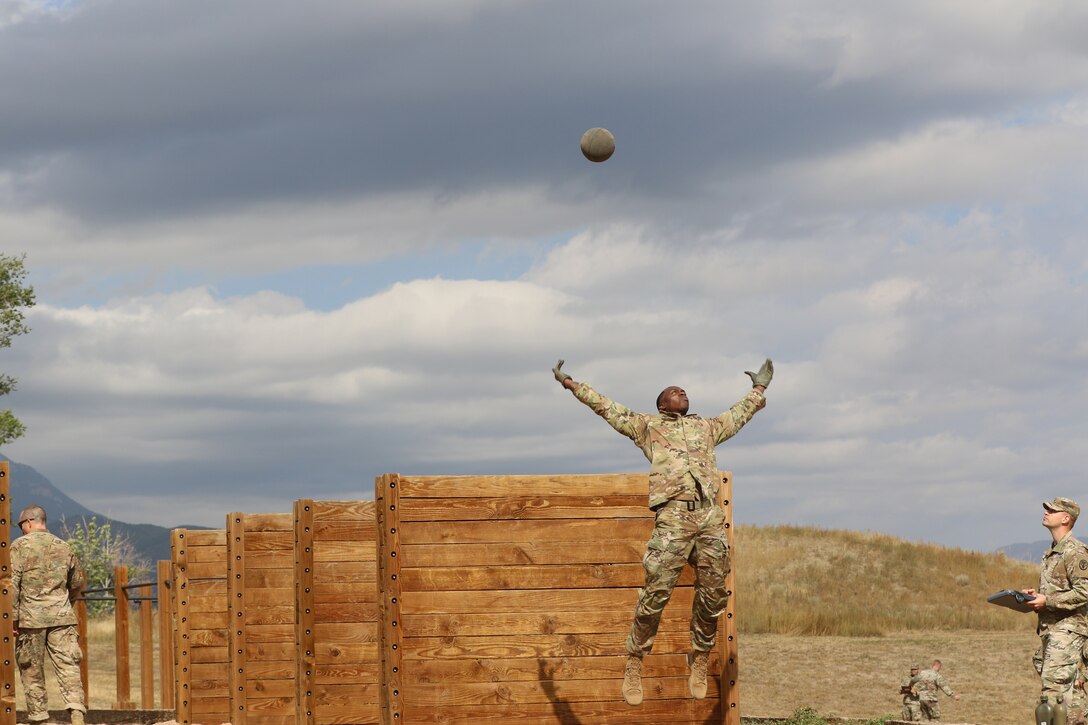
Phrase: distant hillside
[
  {"left": 2, "top": 454, "right": 201, "bottom": 566},
  {"left": 735, "top": 525, "right": 1039, "bottom": 636},
  {"left": 997, "top": 539, "right": 1049, "bottom": 562}
]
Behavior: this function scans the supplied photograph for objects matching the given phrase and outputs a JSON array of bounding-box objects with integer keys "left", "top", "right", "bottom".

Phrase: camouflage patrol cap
[
  {"left": 1044, "top": 497, "right": 1080, "bottom": 520},
  {"left": 911, "top": 663, "right": 920, "bottom": 670}
]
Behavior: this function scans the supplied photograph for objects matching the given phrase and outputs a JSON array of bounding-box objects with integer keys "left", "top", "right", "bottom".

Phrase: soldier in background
[
  {"left": 11, "top": 504, "right": 87, "bottom": 725},
  {"left": 900, "top": 663, "right": 921, "bottom": 721},
  {"left": 1023, "top": 497, "right": 1088, "bottom": 725},
  {"left": 911, "top": 659, "right": 959, "bottom": 721},
  {"left": 552, "top": 357, "right": 771, "bottom": 706}
]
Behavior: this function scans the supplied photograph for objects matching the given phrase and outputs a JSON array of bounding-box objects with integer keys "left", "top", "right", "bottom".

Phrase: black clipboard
[{"left": 987, "top": 589, "right": 1035, "bottom": 613}]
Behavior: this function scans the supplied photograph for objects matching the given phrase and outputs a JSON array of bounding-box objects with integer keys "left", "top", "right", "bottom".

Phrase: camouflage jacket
[
  {"left": 11, "top": 530, "right": 86, "bottom": 628},
  {"left": 900, "top": 676, "right": 919, "bottom": 702},
  {"left": 911, "top": 668, "right": 954, "bottom": 701},
  {"left": 572, "top": 382, "right": 766, "bottom": 509},
  {"left": 1038, "top": 533, "right": 1088, "bottom": 635}
]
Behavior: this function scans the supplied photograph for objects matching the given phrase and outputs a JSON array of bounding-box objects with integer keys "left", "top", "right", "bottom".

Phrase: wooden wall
[
  {"left": 229, "top": 512, "right": 297, "bottom": 724},
  {"left": 376, "top": 473, "right": 737, "bottom": 725},
  {"left": 173, "top": 502, "right": 381, "bottom": 725},
  {"left": 296, "top": 500, "right": 380, "bottom": 725},
  {"left": 172, "top": 528, "right": 230, "bottom": 724},
  {"left": 172, "top": 475, "right": 738, "bottom": 725}
]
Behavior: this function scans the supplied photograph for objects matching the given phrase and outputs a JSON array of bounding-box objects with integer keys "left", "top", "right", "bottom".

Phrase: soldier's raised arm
[{"left": 552, "top": 359, "right": 646, "bottom": 443}]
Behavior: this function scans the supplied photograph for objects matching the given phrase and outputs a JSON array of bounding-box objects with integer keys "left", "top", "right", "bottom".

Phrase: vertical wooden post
[
  {"left": 294, "top": 500, "right": 316, "bottom": 725},
  {"left": 376, "top": 474, "right": 403, "bottom": 725},
  {"left": 720, "top": 472, "right": 740, "bottom": 725},
  {"left": 139, "top": 583, "right": 154, "bottom": 707},
  {"left": 76, "top": 598, "right": 90, "bottom": 704},
  {"left": 113, "top": 565, "right": 133, "bottom": 708},
  {"left": 157, "top": 559, "right": 174, "bottom": 709},
  {"left": 171, "top": 530, "right": 192, "bottom": 723},
  {"left": 0, "top": 461, "right": 15, "bottom": 725},
  {"left": 227, "top": 513, "right": 246, "bottom": 724}
]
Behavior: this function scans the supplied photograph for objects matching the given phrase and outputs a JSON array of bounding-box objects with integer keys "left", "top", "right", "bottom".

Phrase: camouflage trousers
[
  {"left": 1034, "top": 629, "right": 1088, "bottom": 725},
  {"left": 15, "top": 625, "right": 86, "bottom": 721},
  {"left": 902, "top": 699, "right": 921, "bottom": 721},
  {"left": 918, "top": 698, "right": 941, "bottom": 721},
  {"left": 626, "top": 501, "right": 729, "bottom": 657}
]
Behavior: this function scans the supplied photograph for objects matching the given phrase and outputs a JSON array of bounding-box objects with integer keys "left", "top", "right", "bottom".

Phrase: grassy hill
[{"left": 734, "top": 524, "right": 1039, "bottom": 636}]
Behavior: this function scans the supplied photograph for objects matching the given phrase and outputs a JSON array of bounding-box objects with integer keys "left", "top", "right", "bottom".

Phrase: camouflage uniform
[
  {"left": 911, "top": 667, "right": 955, "bottom": 721},
  {"left": 1033, "top": 532, "right": 1088, "bottom": 725},
  {"left": 11, "top": 529, "right": 87, "bottom": 722},
  {"left": 901, "top": 673, "right": 921, "bottom": 721},
  {"left": 571, "top": 382, "right": 765, "bottom": 656}
]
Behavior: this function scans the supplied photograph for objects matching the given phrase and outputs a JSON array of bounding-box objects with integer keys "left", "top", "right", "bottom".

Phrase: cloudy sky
[{"left": 2, "top": 0, "right": 1086, "bottom": 551}]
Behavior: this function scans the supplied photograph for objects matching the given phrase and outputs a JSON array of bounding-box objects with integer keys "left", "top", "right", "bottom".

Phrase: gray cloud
[{"left": 2, "top": 0, "right": 1087, "bottom": 552}]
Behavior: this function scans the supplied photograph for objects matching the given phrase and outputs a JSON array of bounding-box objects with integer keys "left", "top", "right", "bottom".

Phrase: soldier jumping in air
[
  {"left": 552, "top": 357, "right": 772, "bottom": 706},
  {"left": 12, "top": 504, "right": 87, "bottom": 725}
]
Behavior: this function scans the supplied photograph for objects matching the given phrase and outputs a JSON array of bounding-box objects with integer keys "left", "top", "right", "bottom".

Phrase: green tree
[
  {"left": 62, "top": 516, "right": 149, "bottom": 614},
  {"left": 0, "top": 253, "right": 36, "bottom": 445}
]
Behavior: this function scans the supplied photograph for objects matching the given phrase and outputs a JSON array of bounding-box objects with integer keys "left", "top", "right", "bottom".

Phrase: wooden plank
[
  {"left": 400, "top": 630, "right": 698, "bottom": 659},
  {"left": 312, "top": 521, "right": 379, "bottom": 541},
  {"left": 244, "top": 530, "right": 295, "bottom": 552},
  {"left": 249, "top": 679, "right": 297, "bottom": 697},
  {"left": 245, "top": 551, "right": 296, "bottom": 569},
  {"left": 243, "top": 513, "right": 293, "bottom": 531},
  {"left": 313, "top": 561, "right": 375, "bottom": 583},
  {"left": 188, "top": 546, "right": 228, "bottom": 563},
  {"left": 721, "top": 471, "right": 738, "bottom": 725},
  {"left": 376, "top": 473, "right": 403, "bottom": 724},
  {"left": 227, "top": 512, "right": 247, "bottom": 722},
  {"left": 401, "top": 675, "right": 720, "bottom": 705},
  {"left": 313, "top": 682, "right": 380, "bottom": 706},
  {"left": 397, "top": 474, "right": 649, "bottom": 498},
  {"left": 245, "top": 588, "right": 295, "bottom": 606},
  {"left": 189, "top": 578, "right": 228, "bottom": 595},
  {"left": 402, "top": 541, "right": 647, "bottom": 567},
  {"left": 399, "top": 495, "right": 650, "bottom": 521},
  {"left": 400, "top": 653, "right": 718, "bottom": 684},
  {"left": 157, "top": 560, "right": 175, "bottom": 709},
  {"left": 184, "top": 562, "right": 227, "bottom": 579},
  {"left": 191, "top": 646, "right": 230, "bottom": 664},
  {"left": 401, "top": 697, "right": 719, "bottom": 724},
  {"left": 113, "top": 566, "right": 134, "bottom": 709},
  {"left": 312, "top": 500, "right": 377, "bottom": 523},
  {"left": 248, "top": 623, "right": 295, "bottom": 644},
  {"left": 312, "top": 622, "right": 378, "bottom": 644},
  {"left": 399, "top": 518, "right": 654, "bottom": 544},
  {"left": 190, "top": 594, "right": 229, "bottom": 613},
  {"left": 170, "top": 529, "right": 192, "bottom": 723},
  {"left": 245, "top": 604, "right": 295, "bottom": 625},
  {"left": 315, "top": 642, "right": 379, "bottom": 663},
  {"left": 312, "top": 540, "right": 378, "bottom": 562},
  {"left": 313, "top": 662, "right": 380, "bottom": 684},
  {"left": 189, "top": 611, "right": 230, "bottom": 629},
  {"left": 247, "top": 661, "right": 296, "bottom": 680},
  {"left": 400, "top": 562, "right": 692, "bottom": 591},
  {"left": 313, "top": 601, "right": 379, "bottom": 624},
  {"left": 0, "top": 462, "right": 15, "bottom": 725},
  {"left": 296, "top": 499, "right": 317, "bottom": 725},
  {"left": 399, "top": 610, "right": 689, "bottom": 638},
  {"left": 185, "top": 530, "right": 227, "bottom": 546},
  {"left": 139, "top": 586, "right": 155, "bottom": 707},
  {"left": 245, "top": 568, "right": 295, "bottom": 588},
  {"left": 246, "top": 642, "right": 297, "bottom": 661},
  {"left": 312, "top": 583, "right": 378, "bottom": 603},
  {"left": 398, "top": 587, "right": 694, "bottom": 614}
]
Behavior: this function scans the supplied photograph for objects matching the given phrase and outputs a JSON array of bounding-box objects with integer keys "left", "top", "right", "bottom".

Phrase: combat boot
[
  {"left": 688, "top": 650, "right": 710, "bottom": 699},
  {"left": 622, "top": 654, "right": 644, "bottom": 706},
  {"left": 69, "top": 709, "right": 85, "bottom": 725}
]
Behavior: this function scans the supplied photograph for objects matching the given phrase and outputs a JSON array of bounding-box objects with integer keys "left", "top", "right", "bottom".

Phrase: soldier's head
[
  {"left": 656, "top": 386, "right": 689, "bottom": 415},
  {"left": 931, "top": 659, "right": 942, "bottom": 671},
  {"left": 910, "top": 664, "right": 919, "bottom": 675},
  {"left": 17, "top": 504, "right": 47, "bottom": 533},
  {"left": 1043, "top": 497, "right": 1079, "bottom": 530}
]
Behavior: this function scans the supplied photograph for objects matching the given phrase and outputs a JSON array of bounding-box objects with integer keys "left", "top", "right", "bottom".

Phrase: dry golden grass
[{"left": 734, "top": 525, "right": 1040, "bottom": 636}]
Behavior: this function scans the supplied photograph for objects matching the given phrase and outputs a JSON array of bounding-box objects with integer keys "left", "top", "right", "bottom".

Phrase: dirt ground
[{"left": 739, "top": 629, "right": 1040, "bottom": 725}]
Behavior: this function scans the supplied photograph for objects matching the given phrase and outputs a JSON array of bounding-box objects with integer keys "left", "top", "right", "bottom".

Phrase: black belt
[{"left": 655, "top": 498, "right": 714, "bottom": 512}]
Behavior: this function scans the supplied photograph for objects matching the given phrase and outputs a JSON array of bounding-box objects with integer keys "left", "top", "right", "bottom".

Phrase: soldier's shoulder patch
[{"left": 1080, "top": 559, "right": 1088, "bottom": 571}]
